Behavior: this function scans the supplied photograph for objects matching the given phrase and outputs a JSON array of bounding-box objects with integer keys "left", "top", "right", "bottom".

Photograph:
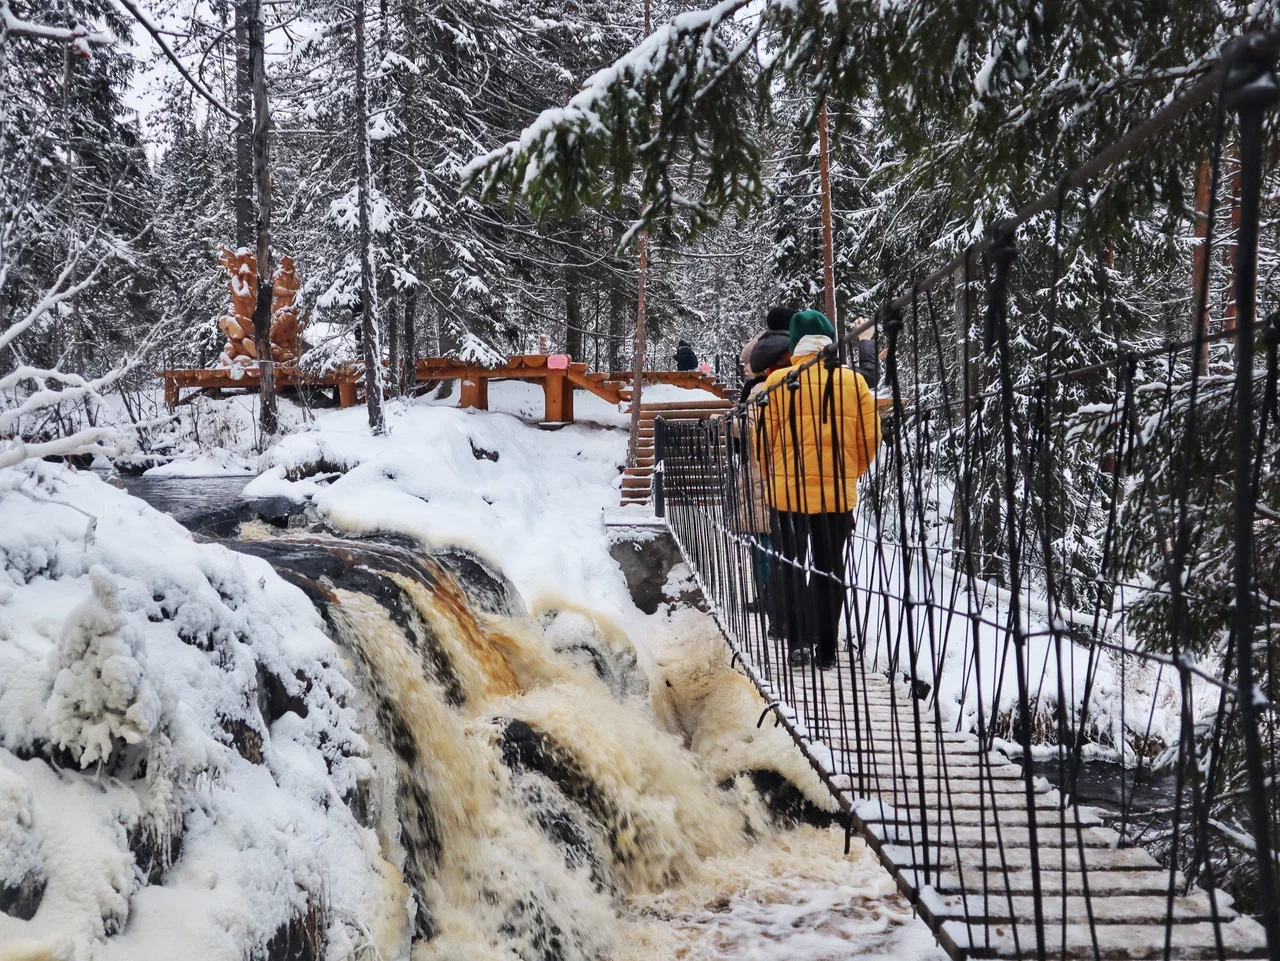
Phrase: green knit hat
[{"left": 788, "top": 309, "right": 837, "bottom": 353}]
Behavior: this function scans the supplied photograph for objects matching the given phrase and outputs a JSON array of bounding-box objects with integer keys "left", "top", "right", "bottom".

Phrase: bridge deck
[{"left": 720, "top": 618, "right": 1269, "bottom": 960}]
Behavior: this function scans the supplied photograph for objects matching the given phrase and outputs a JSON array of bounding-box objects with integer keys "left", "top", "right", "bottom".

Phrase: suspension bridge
[{"left": 646, "top": 33, "right": 1280, "bottom": 961}]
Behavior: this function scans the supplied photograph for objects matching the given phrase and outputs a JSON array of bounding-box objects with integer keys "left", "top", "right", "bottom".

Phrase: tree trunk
[
  {"left": 608, "top": 224, "right": 626, "bottom": 372},
  {"left": 63, "top": 30, "right": 82, "bottom": 379},
  {"left": 627, "top": 0, "right": 651, "bottom": 467},
  {"left": 404, "top": 286, "right": 417, "bottom": 391},
  {"left": 817, "top": 97, "right": 837, "bottom": 335},
  {"left": 376, "top": 0, "right": 397, "bottom": 397},
  {"left": 233, "top": 1, "right": 254, "bottom": 249},
  {"left": 565, "top": 221, "right": 584, "bottom": 360},
  {"left": 388, "top": 298, "right": 400, "bottom": 397},
  {"left": 627, "top": 233, "right": 649, "bottom": 466},
  {"left": 1224, "top": 144, "right": 1242, "bottom": 341},
  {"left": 249, "top": 0, "right": 277, "bottom": 436},
  {"left": 400, "top": 0, "right": 420, "bottom": 390},
  {"left": 354, "top": 0, "right": 386, "bottom": 434},
  {"left": 1191, "top": 158, "right": 1211, "bottom": 365},
  {"left": 0, "top": 33, "right": 8, "bottom": 378}
]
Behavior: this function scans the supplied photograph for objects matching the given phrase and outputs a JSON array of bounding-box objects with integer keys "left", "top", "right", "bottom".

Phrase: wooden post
[
  {"left": 460, "top": 374, "right": 487, "bottom": 410},
  {"left": 560, "top": 375, "right": 574, "bottom": 423},
  {"left": 338, "top": 380, "right": 358, "bottom": 408},
  {"left": 164, "top": 376, "right": 179, "bottom": 408},
  {"left": 817, "top": 96, "right": 837, "bottom": 333},
  {"left": 626, "top": 0, "right": 651, "bottom": 468},
  {"left": 1192, "top": 158, "right": 1212, "bottom": 364},
  {"left": 545, "top": 371, "right": 571, "bottom": 422}
]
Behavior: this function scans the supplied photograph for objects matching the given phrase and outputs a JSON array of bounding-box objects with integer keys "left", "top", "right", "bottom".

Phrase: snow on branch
[
  {"left": 463, "top": 0, "right": 769, "bottom": 233},
  {"left": 2, "top": 5, "right": 111, "bottom": 46},
  {"left": 1, "top": 253, "right": 179, "bottom": 471}
]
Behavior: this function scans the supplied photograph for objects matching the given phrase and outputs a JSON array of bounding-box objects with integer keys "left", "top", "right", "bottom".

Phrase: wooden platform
[
  {"left": 157, "top": 364, "right": 366, "bottom": 408},
  {"left": 157, "top": 355, "right": 733, "bottom": 423},
  {"left": 700, "top": 613, "right": 1269, "bottom": 960}
]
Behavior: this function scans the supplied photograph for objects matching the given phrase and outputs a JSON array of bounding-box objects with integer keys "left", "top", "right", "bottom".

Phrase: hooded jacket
[
  {"left": 758, "top": 332, "right": 882, "bottom": 513},
  {"left": 675, "top": 341, "right": 698, "bottom": 371},
  {"left": 742, "top": 330, "right": 791, "bottom": 380}
]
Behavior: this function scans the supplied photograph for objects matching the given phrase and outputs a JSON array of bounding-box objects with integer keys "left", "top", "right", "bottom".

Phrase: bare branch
[{"left": 110, "top": 0, "right": 240, "bottom": 121}]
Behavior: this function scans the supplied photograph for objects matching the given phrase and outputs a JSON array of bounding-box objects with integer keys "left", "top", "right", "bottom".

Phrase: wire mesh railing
[{"left": 655, "top": 32, "right": 1280, "bottom": 961}]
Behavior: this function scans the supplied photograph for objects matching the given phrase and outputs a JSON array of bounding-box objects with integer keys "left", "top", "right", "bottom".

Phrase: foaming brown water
[{"left": 243, "top": 532, "right": 936, "bottom": 961}]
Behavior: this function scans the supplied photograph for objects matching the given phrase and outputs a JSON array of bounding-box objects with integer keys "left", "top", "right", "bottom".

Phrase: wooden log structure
[
  {"left": 157, "top": 353, "right": 736, "bottom": 421},
  {"left": 152, "top": 356, "right": 902, "bottom": 426},
  {"left": 158, "top": 365, "right": 365, "bottom": 409},
  {"left": 415, "top": 354, "right": 733, "bottom": 424}
]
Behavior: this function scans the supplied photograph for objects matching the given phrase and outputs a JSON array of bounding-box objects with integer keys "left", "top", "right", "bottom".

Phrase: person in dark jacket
[
  {"left": 740, "top": 307, "right": 793, "bottom": 387},
  {"left": 675, "top": 340, "right": 698, "bottom": 371},
  {"left": 733, "top": 306, "right": 795, "bottom": 629},
  {"left": 852, "top": 317, "right": 880, "bottom": 388}
]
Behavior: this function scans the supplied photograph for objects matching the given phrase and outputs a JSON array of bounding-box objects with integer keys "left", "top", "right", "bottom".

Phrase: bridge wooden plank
[
  {"left": 849, "top": 767, "right": 1029, "bottom": 783},
  {"left": 720, "top": 644, "right": 1255, "bottom": 961},
  {"left": 940, "top": 918, "right": 1269, "bottom": 959},
  {"left": 920, "top": 891, "right": 1239, "bottom": 925},
  {"left": 860, "top": 805, "right": 1104, "bottom": 827},
  {"left": 883, "top": 843, "right": 1162, "bottom": 873},
  {"left": 915, "top": 868, "right": 1186, "bottom": 897},
  {"left": 870, "top": 823, "right": 1121, "bottom": 849},
  {"left": 842, "top": 778, "right": 1050, "bottom": 796}
]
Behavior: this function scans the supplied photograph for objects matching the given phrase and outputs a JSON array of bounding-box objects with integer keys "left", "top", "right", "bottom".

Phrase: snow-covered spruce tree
[
  {"left": 1, "top": 0, "right": 158, "bottom": 386},
  {"left": 0, "top": 11, "right": 166, "bottom": 468},
  {"left": 148, "top": 114, "right": 236, "bottom": 370}
]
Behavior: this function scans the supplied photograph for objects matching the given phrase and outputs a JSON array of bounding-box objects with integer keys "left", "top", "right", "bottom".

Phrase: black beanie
[{"left": 766, "top": 307, "right": 794, "bottom": 332}]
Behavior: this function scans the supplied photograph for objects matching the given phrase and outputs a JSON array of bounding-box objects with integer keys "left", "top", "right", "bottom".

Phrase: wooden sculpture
[{"left": 215, "top": 248, "right": 307, "bottom": 369}]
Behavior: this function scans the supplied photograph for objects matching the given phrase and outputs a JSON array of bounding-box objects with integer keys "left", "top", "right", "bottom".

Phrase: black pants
[{"left": 770, "top": 510, "right": 853, "bottom": 661}]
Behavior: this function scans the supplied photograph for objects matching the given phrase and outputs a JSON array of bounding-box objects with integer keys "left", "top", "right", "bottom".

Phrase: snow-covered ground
[{"left": 843, "top": 528, "right": 1204, "bottom": 764}]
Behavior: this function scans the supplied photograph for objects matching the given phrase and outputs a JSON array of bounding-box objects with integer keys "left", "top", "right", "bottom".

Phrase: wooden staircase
[{"left": 620, "top": 396, "right": 735, "bottom": 507}]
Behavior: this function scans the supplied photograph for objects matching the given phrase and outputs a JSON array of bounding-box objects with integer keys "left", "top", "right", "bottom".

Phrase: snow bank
[
  {"left": 0, "top": 463, "right": 408, "bottom": 960},
  {"left": 845, "top": 524, "right": 1205, "bottom": 763},
  {"left": 257, "top": 396, "right": 639, "bottom": 620}
]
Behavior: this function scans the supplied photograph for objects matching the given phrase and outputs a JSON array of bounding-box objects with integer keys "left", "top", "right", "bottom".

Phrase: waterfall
[{"left": 234, "top": 531, "right": 821, "bottom": 961}]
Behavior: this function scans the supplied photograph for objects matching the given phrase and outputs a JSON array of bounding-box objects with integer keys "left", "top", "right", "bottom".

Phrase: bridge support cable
[{"left": 656, "top": 29, "right": 1280, "bottom": 961}]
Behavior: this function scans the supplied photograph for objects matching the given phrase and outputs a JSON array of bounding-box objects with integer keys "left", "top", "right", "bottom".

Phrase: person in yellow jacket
[{"left": 757, "top": 309, "right": 882, "bottom": 669}]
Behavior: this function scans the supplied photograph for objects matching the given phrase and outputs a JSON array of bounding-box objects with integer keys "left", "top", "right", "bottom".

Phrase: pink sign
[{"left": 547, "top": 354, "right": 570, "bottom": 370}]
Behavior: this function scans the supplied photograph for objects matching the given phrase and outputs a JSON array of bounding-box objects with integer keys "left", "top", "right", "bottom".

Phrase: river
[
  {"left": 107, "top": 469, "right": 944, "bottom": 961},
  {"left": 109, "top": 472, "right": 254, "bottom": 525}
]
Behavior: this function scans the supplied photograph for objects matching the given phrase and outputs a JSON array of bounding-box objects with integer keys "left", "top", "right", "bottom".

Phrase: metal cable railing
[{"left": 655, "top": 31, "right": 1280, "bottom": 961}]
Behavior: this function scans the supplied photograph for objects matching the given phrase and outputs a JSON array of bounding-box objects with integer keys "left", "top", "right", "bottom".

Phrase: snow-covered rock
[{"left": 0, "top": 463, "right": 405, "bottom": 961}]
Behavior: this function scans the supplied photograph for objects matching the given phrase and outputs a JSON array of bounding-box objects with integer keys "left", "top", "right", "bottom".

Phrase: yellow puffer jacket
[{"left": 757, "top": 354, "right": 882, "bottom": 513}]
